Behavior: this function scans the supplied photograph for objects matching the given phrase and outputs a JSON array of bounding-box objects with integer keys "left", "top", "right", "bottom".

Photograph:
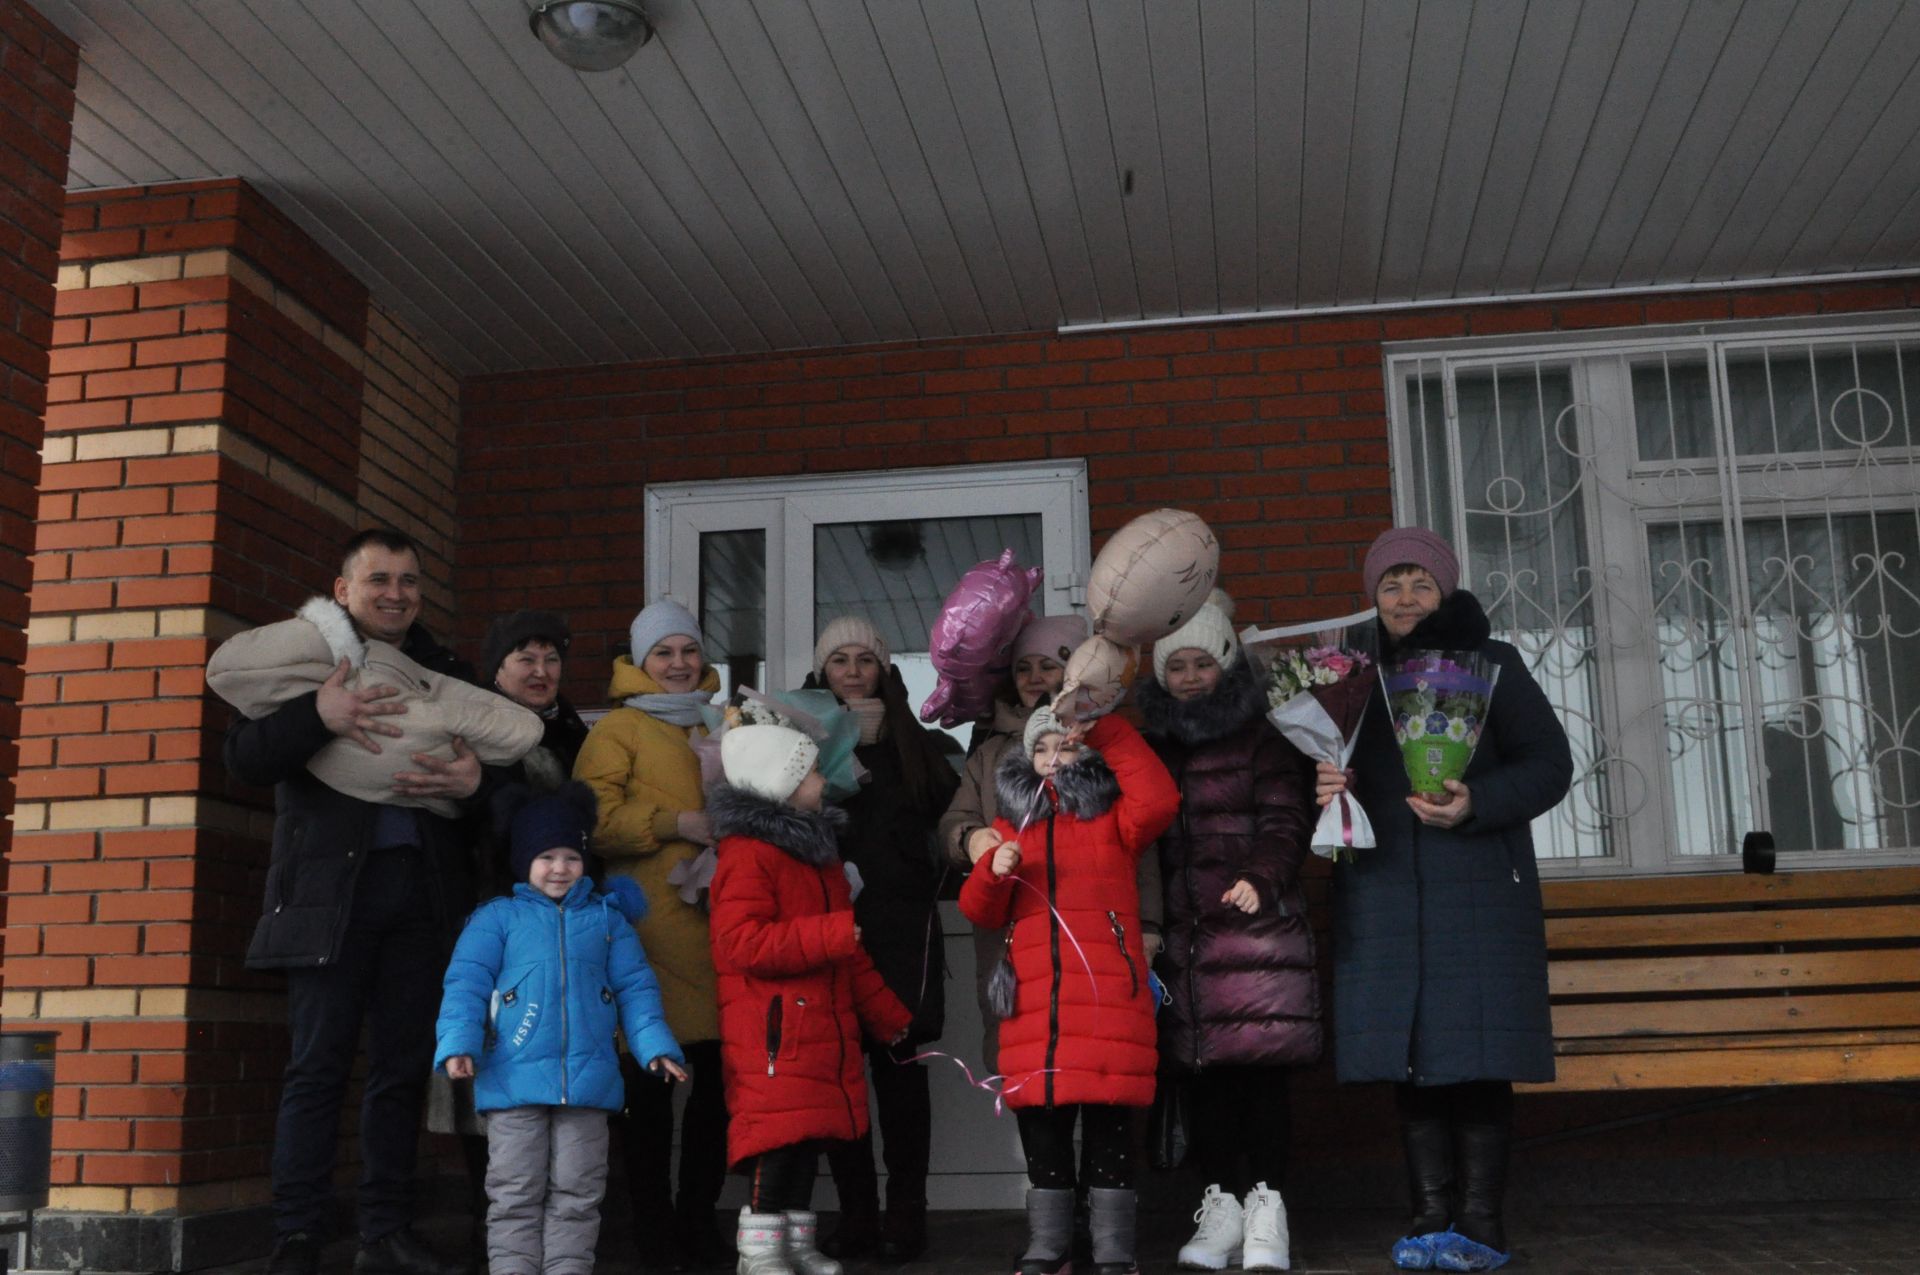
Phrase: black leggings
[
  {"left": 748, "top": 1140, "right": 824, "bottom": 1214},
  {"left": 1187, "top": 1066, "right": 1292, "bottom": 1198},
  {"left": 618, "top": 1040, "right": 728, "bottom": 1222},
  {"left": 1016, "top": 1104, "right": 1134, "bottom": 1190},
  {"left": 825, "top": 1046, "right": 933, "bottom": 1209}
]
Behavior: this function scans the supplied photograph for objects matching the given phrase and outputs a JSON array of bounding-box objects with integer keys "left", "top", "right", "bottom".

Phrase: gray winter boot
[
  {"left": 782, "top": 1211, "right": 842, "bottom": 1275},
  {"left": 736, "top": 1207, "right": 793, "bottom": 1275},
  {"left": 1019, "top": 1187, "right": 1076, "bottom": 1275},
  {"left": 1088, "top": 1187, "right": 1139, "bottom": 1275}
]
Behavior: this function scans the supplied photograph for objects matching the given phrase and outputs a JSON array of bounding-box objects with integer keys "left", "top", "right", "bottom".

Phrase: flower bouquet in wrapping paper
[
  {"left": 1242, "top": 608, "right": 1379, "bottom": 861},
  {"left": 1381, "top": 651, "right": 1501, "bottom": 800},
  {"left": 679, "top": 687, "right": 868, "bottom": 906}
]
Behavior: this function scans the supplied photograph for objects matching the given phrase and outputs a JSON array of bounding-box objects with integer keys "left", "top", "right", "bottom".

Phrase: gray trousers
[{"left": 484, "top": 1105, "right": 610, "bottom": 1275}]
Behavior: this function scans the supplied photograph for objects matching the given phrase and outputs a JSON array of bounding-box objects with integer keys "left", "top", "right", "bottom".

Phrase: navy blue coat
[
  {"left": 1331, "top": 592, "right": 1573, "bottom": 1086},
  {"left": 434, "top": 878, "right": 683, "bottom": 1113}
]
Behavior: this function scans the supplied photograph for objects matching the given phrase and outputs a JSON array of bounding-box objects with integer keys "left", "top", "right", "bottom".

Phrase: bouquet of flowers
[
  {"left": 1243, "top": 609, "right": 1379, "bottom": 861},
  {"left": 1381, "top": 651, "right": 1500, "bottom": 799}
]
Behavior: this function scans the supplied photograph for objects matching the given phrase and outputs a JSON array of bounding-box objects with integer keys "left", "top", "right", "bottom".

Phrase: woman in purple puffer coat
[{"left": 1138, "top": 591, "right": 1321, "bottom": 1272}]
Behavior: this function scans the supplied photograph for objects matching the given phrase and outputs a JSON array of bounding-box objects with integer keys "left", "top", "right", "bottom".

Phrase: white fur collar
[{"left": 298, "top": 596, "right": 367, "bottom": 669}]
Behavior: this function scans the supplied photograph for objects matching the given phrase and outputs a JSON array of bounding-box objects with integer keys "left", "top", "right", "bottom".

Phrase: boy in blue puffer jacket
[{"left": 436, "top": 782, "right": 687, "bottom": 1275}]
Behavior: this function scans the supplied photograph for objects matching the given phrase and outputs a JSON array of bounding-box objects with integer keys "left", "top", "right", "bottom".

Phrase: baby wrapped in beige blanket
[{"left": 207, "top": 598, "right": 542, "bottom": 816}]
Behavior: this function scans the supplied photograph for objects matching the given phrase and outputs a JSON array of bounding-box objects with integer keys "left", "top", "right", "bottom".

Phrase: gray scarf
[{"left": 624, "top": 691, "right": 712, "bottom": 727}]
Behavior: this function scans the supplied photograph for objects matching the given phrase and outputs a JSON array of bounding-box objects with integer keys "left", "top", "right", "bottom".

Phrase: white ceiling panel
[{"left": 39, "top": 0, "right": 1920, "bottom": 375}]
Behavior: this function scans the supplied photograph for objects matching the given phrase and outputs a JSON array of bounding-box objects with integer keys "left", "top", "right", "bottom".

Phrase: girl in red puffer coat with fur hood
[
  {"left": 707, "top": 725, "right": 911, "bottom": 1275},
  {"left": 959, "top": 707, "right": 1179, "bottom": 1275}
]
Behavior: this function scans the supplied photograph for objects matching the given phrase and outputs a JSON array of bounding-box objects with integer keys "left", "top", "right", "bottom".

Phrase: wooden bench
[{"left": 1529, "top": 867, "right": 1920, "bottom": 1091}]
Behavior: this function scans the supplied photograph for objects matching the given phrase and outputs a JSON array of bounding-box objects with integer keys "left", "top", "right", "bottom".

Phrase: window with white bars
[{"left": 1388, "top": 321, "right": 1920, "bottom": 875}]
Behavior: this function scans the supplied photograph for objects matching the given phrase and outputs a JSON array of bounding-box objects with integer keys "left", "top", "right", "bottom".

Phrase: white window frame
[
  {"left": 1385, "top": 314, "right": 1920, "bottom": 878},
  {"left": 644, "top": 458, "right": 1092, "bottom": 701}
]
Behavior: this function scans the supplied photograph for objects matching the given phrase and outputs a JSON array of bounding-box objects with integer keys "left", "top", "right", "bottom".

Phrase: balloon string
[
  {"left": 1008, "top": 875, "right": 1100, "bottom": 1007},
  {"left": 898, "top": 1049, "right": 1060, "bottom": 1117}
]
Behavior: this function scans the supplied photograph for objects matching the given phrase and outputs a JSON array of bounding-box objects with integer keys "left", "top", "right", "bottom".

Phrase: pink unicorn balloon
[{"left": 919, "top": 549, "right": 1044, "bottom": 727}]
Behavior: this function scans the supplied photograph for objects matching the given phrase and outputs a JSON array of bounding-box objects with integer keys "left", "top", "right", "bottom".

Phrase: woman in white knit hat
[
  {"left": 803, "top": 615, "right": 959, "bottom": 1264},
  {"left": 573, "top": 598, "right": 729, "bottom": 1266}
]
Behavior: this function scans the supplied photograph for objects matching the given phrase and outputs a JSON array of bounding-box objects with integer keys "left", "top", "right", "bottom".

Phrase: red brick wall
[
  {"left": 457, "top": 278, "right": 1920, "bottom": 709},
  {"left": 4, "top": 179, "right": 464, "bottom": 1215},
  {"left": 0, "top": 0, "right": 76, "bottom": 965}
]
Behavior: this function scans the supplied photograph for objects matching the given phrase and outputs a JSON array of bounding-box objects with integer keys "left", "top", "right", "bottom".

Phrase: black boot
[
  {"left": 878, "top": 1197, "right": 926, "bottom": 1264},
  {"left": 1402, "top": 1116, "right": 1455, "bottom": 1237},
  {"left": 1451, "top": 1118, "right": 1510, "bottom": 1257},
  {"left": 354, "top": 1229, "right": 463, "bottom": 1275},
  {"left": 821, "top": 1133, "right": 882, "bottom": 1260},
  {"left": 268, "top": 1232, "right": 321, "bottom": 1275}
]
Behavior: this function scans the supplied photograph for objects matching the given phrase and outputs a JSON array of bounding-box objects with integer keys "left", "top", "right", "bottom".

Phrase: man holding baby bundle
[{"left": 219, "top": 530, "right": 534, "bottom": 1275}]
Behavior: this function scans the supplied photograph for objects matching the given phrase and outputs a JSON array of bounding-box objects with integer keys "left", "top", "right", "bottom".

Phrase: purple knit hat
[
  {"left": 1013, "top": 613, "right": 1088, "bottom": 667},
  {"left": 1362, "top": 527, "right": 1460, "bottom": 600}
]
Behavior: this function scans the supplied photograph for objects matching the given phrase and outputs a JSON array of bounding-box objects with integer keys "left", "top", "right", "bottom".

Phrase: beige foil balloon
[
  {"left": 1054, "top": 635, "right": 1140, "bottom": 723},
  {"left": 1086, "top": 509, "right": 1222, "bottom": 646}
]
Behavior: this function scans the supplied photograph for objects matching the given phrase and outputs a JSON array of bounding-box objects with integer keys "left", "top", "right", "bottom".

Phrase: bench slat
[
  {"left": 1527, "top": 1040, "right": 1920, "bottom": 1091},
  {"left": 1541, "top": 867, "right": 1920, "bottom": 913},
  {"left": 1546, "top": 904, "right": 1920, "bottom": 950},
  {"left": 1555, "top": 1028, "right": 1920, "bottom": 1055},
  {"left": 1552, "top": 989, "right": 1920, "bottom": 1040},
  {"left": 1549, "top": 948, "right": 1920, "bottom": 996}
]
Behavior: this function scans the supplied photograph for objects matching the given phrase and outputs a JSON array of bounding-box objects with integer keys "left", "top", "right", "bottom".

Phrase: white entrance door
[{"left": 645, "top": 459, "right": 1091, "bottom": 1208}]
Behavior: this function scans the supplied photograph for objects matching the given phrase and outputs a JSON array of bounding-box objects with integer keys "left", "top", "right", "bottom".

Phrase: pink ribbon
[{"left": 899, "top": 1049, "right": 1061, "bottom": 1116}]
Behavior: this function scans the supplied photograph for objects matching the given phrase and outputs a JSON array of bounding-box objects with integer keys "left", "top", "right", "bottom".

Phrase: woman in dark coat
[
  {"left": 1138, "top": 591, "right": 1319, "bottom": 1273},
  {"left": 1319, "top": 528, "right": 1573, "bottom": 1273},
  {"left": 805, "top": 616, "right": 960, "bottom": 1263}
]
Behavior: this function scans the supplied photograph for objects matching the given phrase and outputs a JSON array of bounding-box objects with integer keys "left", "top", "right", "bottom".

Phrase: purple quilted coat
[{"left": 1138, "top": 660, "right": 1323, "bottom": 1071}]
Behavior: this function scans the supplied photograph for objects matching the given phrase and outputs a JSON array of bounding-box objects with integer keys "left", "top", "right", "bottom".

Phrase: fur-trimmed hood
[
  {"left": 993, "top": 737, "right": 1121, "bottom": 823},
  {"left": 706, "top": 782, "right": 849, "bottom": 866},
  {"left": 1390, "top": 588, "right": 1493, "bottom": 654},
  {"left": 295, "top": 596, "right": 366, "bottom": 668},
  {"left": 1136, "top": 656, "right": 1268, "bottom": 747}
]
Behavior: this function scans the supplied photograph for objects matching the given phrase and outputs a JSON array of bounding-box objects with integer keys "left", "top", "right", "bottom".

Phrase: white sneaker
[
  {"left": 1240, "top": 1182, "right": 1291, "bottom": 1271},
  {"left": 1176, "top": 1184, "right": 1244, "bottom": 1270}
]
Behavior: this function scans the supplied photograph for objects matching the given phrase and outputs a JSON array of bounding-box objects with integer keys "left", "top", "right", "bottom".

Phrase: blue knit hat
[{"left": 496, "top": 781, "right": 598, "bottom": 883}]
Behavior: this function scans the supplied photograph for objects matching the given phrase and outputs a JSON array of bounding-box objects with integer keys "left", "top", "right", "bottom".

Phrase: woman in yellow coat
[{"left": 574, "top": 598, "right": 728, "bottom": 1266}]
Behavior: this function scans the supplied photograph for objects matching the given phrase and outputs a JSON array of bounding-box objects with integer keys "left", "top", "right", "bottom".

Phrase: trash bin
[{"left": 0, "top": 1032, "right": 55, "bottom": 1214}]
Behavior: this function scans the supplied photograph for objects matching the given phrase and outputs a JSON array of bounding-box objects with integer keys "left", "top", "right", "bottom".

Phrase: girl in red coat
[
  {"left": 959, "top": 705, "right": 1180, "bottom": 1275},
  {"left": 708, "top": 725, "right": 912, "bottom": 1275}
]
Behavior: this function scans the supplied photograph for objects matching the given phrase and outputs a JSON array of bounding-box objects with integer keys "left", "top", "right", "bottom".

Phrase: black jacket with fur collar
[{"left": 1135, "top": 656, "right": 1269, "bottom": 748}]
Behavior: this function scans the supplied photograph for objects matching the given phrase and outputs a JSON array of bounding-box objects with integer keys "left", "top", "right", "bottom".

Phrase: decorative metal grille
[{"left": 1395, "top": 327, "right": 1920, "bottom": 871}]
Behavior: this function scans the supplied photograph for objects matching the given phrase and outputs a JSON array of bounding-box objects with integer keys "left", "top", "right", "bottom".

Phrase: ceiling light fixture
[{"left": 529, "top": 1, "right": 655, "bottom": 72}]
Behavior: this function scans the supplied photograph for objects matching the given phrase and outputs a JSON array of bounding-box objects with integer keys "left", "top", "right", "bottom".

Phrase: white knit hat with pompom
[
  {"left": 1152, "top": 588, "right": 1239, "bottom": 684},
  {"left": 720, "top": 725, "right": 819, "bottom": 804}
]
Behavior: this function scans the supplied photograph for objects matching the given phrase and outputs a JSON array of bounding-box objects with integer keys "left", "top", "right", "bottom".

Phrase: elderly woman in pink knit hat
[{"left": 1316, "top": 528, "right": 1572, "bottom": 1274}]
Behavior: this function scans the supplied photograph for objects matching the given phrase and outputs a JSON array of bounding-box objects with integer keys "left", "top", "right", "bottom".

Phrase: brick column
[
  {"left": 0, "top": 0, "right": 76, "bottom": 965},
  {"left": 2, "top": 178, "right": 463, "bottom": 1268}
]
